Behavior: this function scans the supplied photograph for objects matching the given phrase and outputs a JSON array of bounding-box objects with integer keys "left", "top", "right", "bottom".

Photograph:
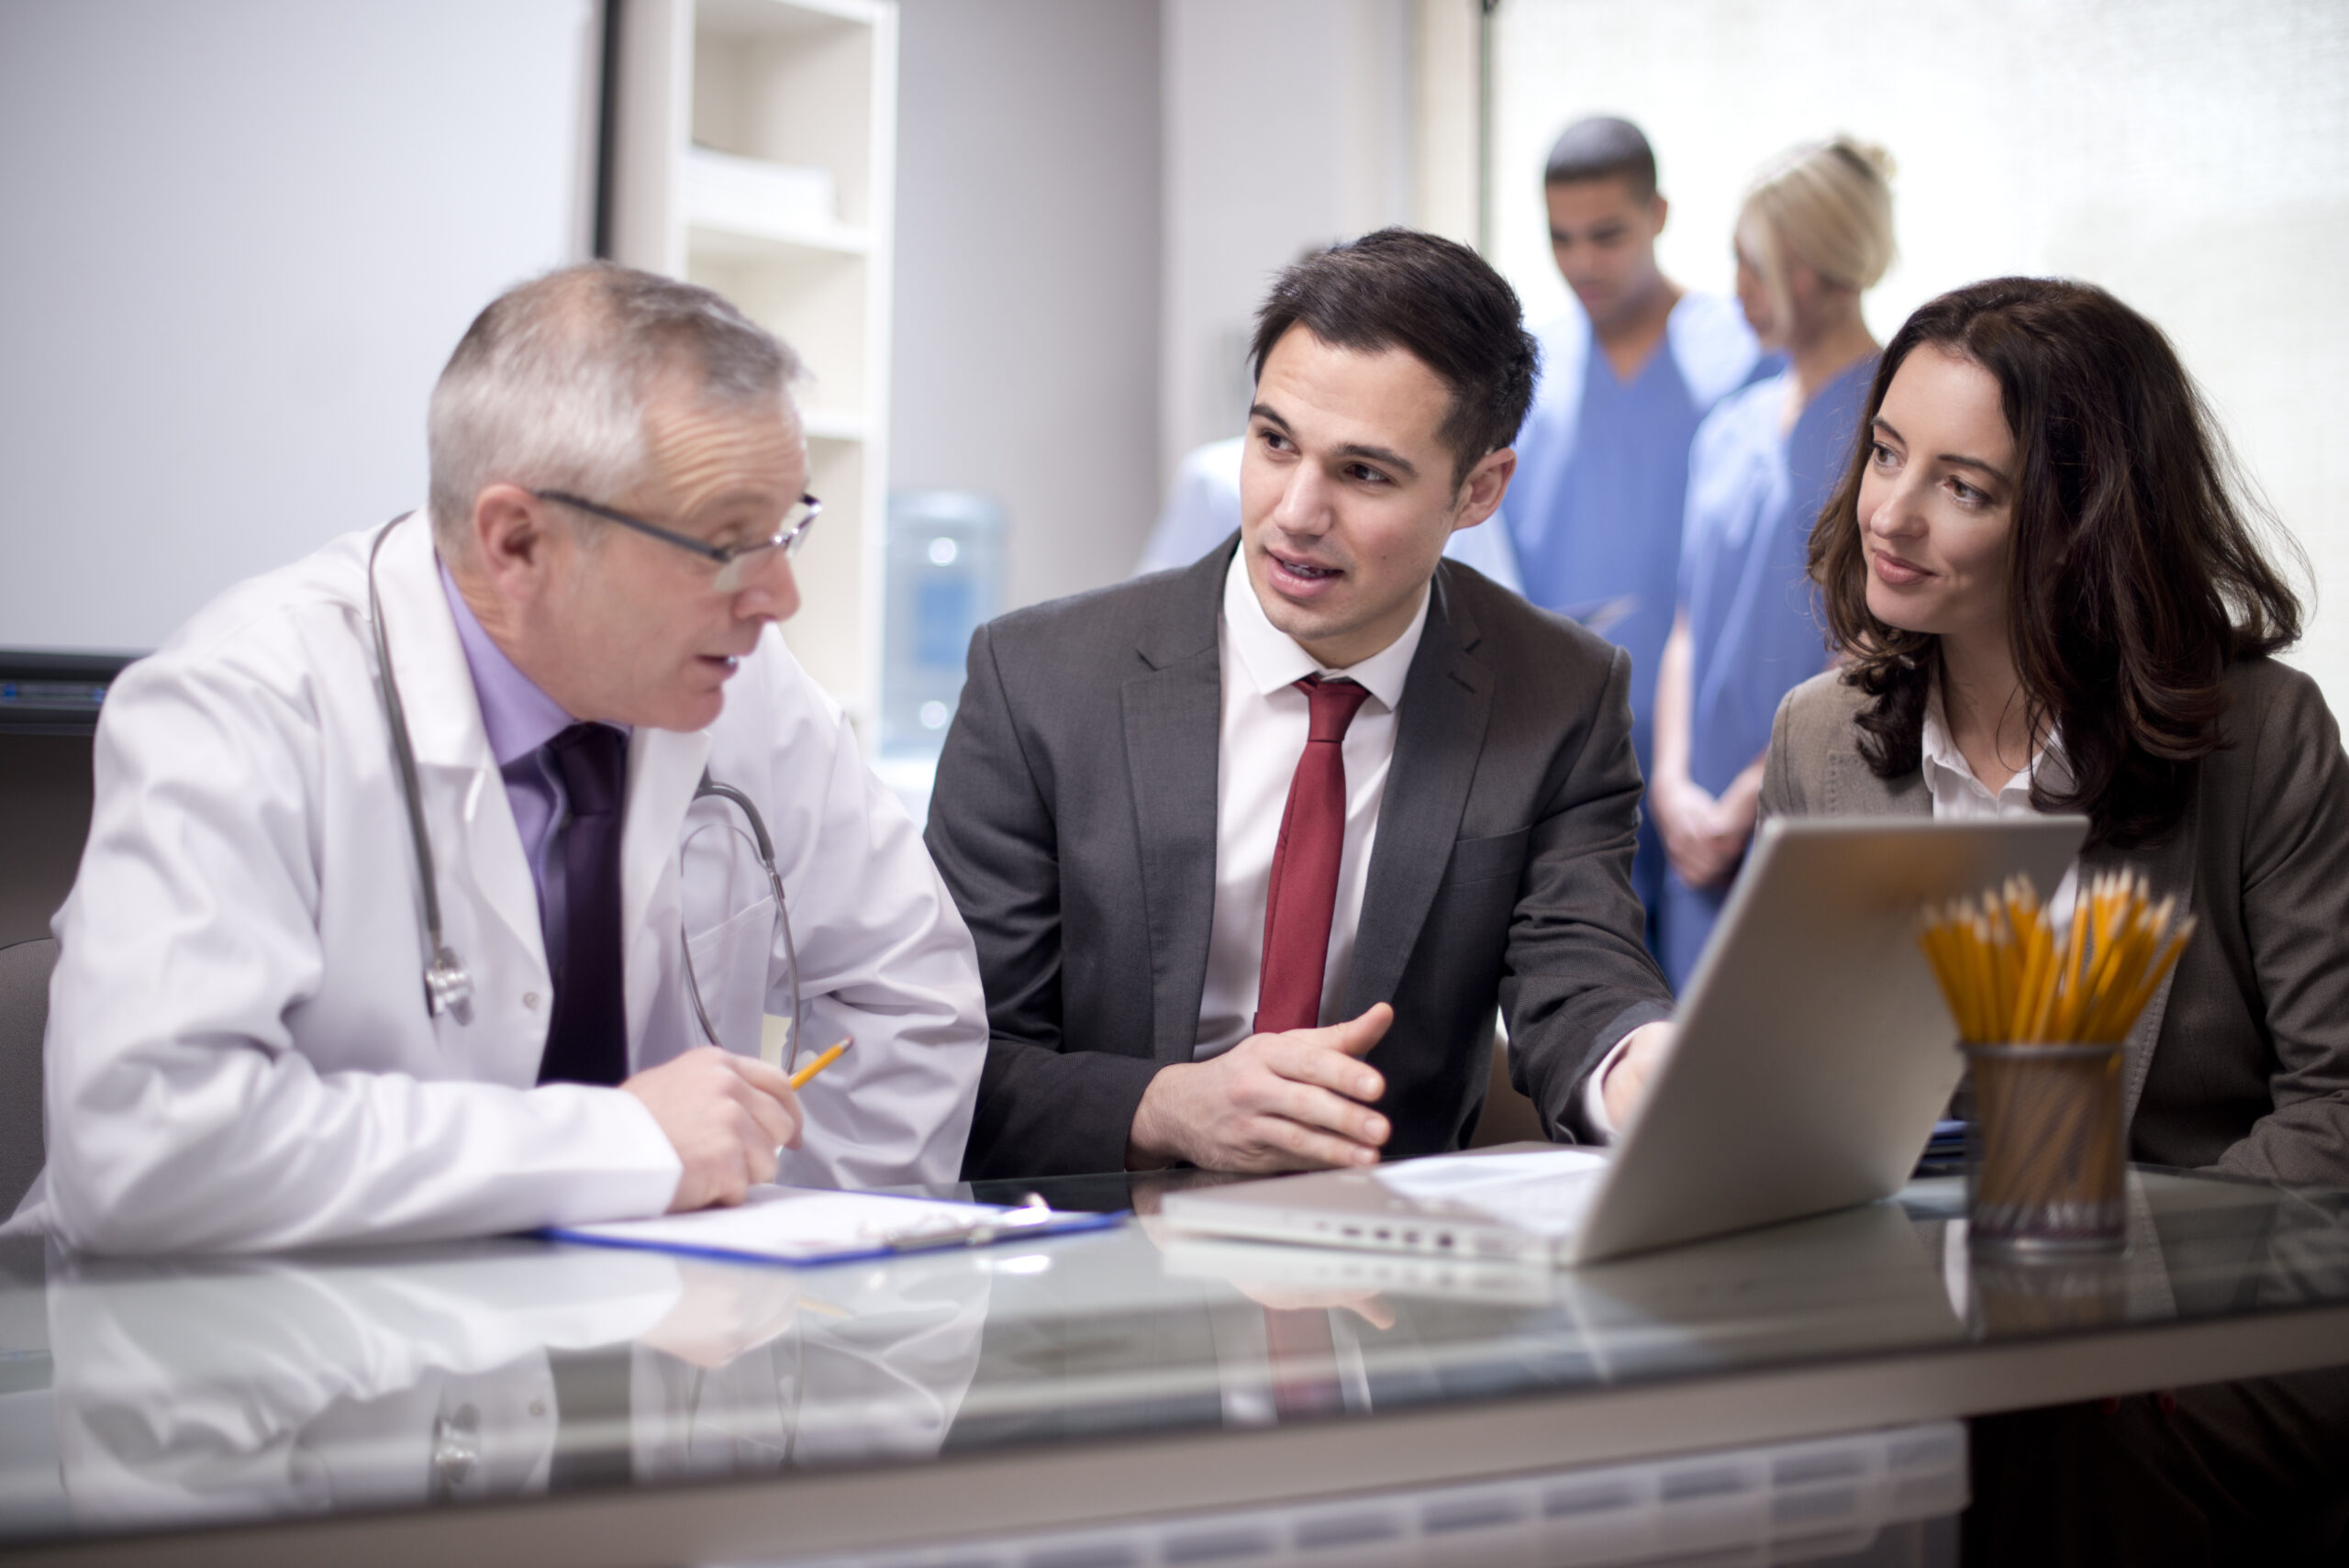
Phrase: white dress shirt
[
  {"left": 1920, "top": 683, "right": 2078, "bottom": 923},
  {"left": 1194, "top": 550, "right": 1431, "bottom": 1058}
]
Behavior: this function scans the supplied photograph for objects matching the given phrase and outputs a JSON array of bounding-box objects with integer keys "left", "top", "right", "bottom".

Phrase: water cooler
[{"left": 881, "top": 489, "right": 1006, "bottom": 762}]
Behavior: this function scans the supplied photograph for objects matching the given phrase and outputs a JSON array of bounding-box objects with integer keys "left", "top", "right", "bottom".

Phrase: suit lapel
[
  {"left": 1823, "top": 750, "right": 1931, "bottom": 817},
  {"left": 2083, "top": 825, "right": 2199, "bottom": 1136},
  {"left": 2120, "top": 966, "right": 2179, "bottom": 1136},
  {"left": 1340, "top": 572, "right": 1491, "bottom": 1018},
  {"left": 1126, "top": 546, "right": 1230, "bottom": 1063}
]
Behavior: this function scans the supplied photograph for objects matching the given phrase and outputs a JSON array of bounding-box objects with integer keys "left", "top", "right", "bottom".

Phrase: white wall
[
  {"left": 888, "top": 0, "right": 1163, "bottom": 612},
  {"left": 889, "top": 0, "right": 1423, "bottom": 607},
  {"left": 0, "top": 0, "right": 600, "bottom": 653},
  {"left": 1489, "top": 0, "right": 2349, "bottom": 709},
  {"left": 1160, "top": 0, "right": 1415, "bottom": 476},
  {"left": 884, "top": 0, "right": 1439, "bottom": 611}
]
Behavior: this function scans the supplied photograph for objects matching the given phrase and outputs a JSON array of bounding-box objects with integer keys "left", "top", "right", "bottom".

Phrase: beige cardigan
[{"left": 1762, "top": 658, "right": 2349, "bottom": 1187}]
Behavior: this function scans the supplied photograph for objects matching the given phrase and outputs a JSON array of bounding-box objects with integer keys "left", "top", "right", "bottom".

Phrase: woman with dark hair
[{"left": 1762, "top": 274, "right": 2349, "bottom": 1184}]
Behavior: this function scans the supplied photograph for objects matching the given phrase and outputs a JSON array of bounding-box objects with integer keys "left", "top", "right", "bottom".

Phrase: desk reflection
[
  {"left": 3, "top": 1168, "right": 2346, "bottom": 1564},
  {"left": 39, "top": 1240, "right": 988, "bottom": 1530},
  {"left": 950, "top": 1195, "right": 1966, "bottom": 1451},
  {"left": 1953, "top": 1178, "right": 2349, "bottom": 1563}
]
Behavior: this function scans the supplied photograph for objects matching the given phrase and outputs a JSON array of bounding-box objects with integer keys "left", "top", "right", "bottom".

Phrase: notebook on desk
[{"left": 1162, "top": 816, "right": 2087, "bottom": 1266}]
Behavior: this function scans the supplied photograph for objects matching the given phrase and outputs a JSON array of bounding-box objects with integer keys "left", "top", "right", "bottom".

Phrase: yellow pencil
[
  {"left": 788, "top": 1037, "right": 852, "bottom": 1090},
  {"left": 1919, "top": 867, "right": 2184, "bottom": 1049}
]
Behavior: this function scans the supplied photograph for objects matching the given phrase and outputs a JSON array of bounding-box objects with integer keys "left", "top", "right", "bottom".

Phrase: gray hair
[{"left": 426, "top": 262, "right": 802, "bottom": 548}]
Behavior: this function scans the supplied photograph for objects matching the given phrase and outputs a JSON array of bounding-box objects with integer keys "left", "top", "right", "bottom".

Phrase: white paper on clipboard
[{"left": 547, "top": 1185, "right": 1119, "bottom": 1266}]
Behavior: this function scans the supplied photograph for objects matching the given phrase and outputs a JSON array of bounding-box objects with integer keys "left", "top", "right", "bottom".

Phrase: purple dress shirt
[{"left": 438, "top": 559, "right": 629, "bottom": 962}]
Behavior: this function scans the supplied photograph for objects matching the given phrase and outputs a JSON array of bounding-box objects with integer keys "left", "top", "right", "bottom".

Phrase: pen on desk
[{"left": 788, "top": 1038, "right": 852, "bottom": 1091}]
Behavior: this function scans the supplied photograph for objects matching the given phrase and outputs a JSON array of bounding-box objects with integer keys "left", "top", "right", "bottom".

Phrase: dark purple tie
[
  {"left": 538, "top": 723, "right": 628, "bottom": 1086},
  {"left": 1254, "top": 675, "right": 1373, "bottom": 1035}
]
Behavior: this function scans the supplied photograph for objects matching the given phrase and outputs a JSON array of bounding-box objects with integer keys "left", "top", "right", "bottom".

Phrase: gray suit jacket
[
  {"left": 1762, "top": 660, "right": 2349, "bottom": 1186},
  {"left": 928, "top": 540, "right": 1673, "bottom": 1180}
]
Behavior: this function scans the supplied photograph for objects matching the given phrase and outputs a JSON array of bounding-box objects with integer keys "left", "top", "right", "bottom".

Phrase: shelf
[
  {"left": 800, "top": 408, "right": 868, "bottom": 442},
  {"left": 697, "top": 0, "right": 885, "bottom": 39},
  {"left": 611, "top": 0, "right": 896, "bottom": 724},
  {"left": 687, "top": 219, "right": 868, "bottom": 261},
  {"left": 684, "top": 146, "right": 870, "bottom": 256}
]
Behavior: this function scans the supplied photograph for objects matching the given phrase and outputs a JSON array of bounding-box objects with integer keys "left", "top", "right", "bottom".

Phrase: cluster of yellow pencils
[{"left": 1920, "top": 871, "right": 2194, "bottom": 1045}]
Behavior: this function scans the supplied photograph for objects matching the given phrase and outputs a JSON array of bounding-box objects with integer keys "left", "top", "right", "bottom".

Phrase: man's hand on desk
[
  {"left": 1600, "top": 1021, "right": 1675, "bottom": 1131},
  {"left": 1127, "top": 1004, "right": 1395, "bottom": 1173},
  {"left": 624, "top": 1046, "right": 804, "bottom": 1212}
]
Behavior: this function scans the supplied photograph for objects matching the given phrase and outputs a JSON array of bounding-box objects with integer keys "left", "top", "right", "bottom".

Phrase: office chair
[{"left": 0, "top": 938, "right": 56, "bottom": 1215}]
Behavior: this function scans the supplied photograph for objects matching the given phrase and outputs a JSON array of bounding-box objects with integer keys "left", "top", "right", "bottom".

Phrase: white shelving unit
[{"left": 608, "top": 0, "right": 897, "bottom": 725}]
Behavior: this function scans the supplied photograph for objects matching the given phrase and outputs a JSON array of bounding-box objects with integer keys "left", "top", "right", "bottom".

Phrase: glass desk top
[{"left": 1, "top": 1166, "right": 2345, "bottom": 1560}]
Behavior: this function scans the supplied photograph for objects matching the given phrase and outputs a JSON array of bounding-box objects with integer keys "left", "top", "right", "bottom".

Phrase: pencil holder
[
  {"left": 1969, "top": 1251, "right": 2131, "bottom": 1333},
  {"left": 1962, "top": 1043, "right": 2126, "bottom": 1255}
]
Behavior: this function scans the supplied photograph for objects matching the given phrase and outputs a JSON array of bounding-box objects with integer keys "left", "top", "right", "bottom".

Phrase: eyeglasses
[{"left": 533, "top": 488, "right": 822, "bottom": 593}]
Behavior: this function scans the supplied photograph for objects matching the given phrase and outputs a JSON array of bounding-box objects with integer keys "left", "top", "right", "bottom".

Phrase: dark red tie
[{"left": 1254, "top": 675, "right": 1373, "bottom": 1035}]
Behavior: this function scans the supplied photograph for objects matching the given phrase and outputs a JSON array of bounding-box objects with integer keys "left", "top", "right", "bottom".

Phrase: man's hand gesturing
[
  {"left": 1127, "top": 1003, "right": 1395, "bottom": 1173},
  {"left": 623, "top": 1046, "right": 804, "bottom": 1212}
]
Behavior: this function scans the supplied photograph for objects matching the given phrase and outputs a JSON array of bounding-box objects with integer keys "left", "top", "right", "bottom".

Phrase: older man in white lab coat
[{"left": 17, "top": 265, "right": 985, "bottom": 1254}]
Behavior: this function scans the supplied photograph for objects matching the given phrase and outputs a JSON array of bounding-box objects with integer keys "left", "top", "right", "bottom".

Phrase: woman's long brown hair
[{"left": 1808, "top": 277, "right": 2304, "bottom": 848}]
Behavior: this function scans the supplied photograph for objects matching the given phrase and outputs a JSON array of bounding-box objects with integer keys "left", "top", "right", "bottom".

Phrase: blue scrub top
[
  {"left": 1679, "top": 355, "right": 1876, "bottom": 795},
  {"left": 1506, "top": 293, "right": 1766, "bottom": 768}
]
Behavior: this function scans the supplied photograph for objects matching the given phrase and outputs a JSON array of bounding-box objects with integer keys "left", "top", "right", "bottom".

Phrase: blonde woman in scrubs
[{"left": 1645, "top": 137, "right": 1896, "bottom": 987}]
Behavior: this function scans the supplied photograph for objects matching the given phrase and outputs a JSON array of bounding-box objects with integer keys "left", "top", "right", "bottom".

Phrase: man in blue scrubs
[{"left": 1506, "top": 117, "right": 1767, "bottom": 961}]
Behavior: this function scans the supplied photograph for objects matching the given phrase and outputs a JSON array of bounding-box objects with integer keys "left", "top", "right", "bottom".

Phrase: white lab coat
[
  {"left": 43, "top": 1243, "right": 989, "bottom": 1521},
  {"left": 22, "top": 511, "right": 985, "bottom": 1254}
]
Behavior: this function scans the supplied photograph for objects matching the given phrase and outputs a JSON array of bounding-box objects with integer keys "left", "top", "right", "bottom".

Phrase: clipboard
[{"left": 545, "top": 1185, "right": 1122, "bottom": 1268}]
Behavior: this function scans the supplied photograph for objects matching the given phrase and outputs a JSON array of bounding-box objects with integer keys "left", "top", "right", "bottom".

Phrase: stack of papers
[{"left": 548, "top": 1187, "right": 1118, "bottom": 1266}]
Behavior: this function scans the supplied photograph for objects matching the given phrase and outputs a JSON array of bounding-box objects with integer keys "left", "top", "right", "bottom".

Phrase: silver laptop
[{"left": 1160, "top": 816, "right": 2087, "bottom": 1266}]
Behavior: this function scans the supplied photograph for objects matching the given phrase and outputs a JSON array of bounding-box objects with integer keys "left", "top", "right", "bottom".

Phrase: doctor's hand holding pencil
[{"left": 624, "top": 1046, "right": 807, "bottom": 1212}]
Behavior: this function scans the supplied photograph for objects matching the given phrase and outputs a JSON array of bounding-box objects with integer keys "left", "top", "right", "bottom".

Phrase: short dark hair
[
  {"left": 1543, "top": 116, "right": 1658, "bottom": 203},
  {"left": 1248, "top": 228, "right": 1539, "bottom": 489},
  {"left": 1810, "top": 276, "right": 2306, "bottom": 849}
]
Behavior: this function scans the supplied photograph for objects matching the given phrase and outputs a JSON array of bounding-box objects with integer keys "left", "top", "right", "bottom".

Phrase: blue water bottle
[{"left": 882, "top": 489, "right": 1006, "bottom": 758}]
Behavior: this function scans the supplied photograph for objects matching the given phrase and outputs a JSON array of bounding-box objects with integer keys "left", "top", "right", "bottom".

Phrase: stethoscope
[{"left": 366, "top": 516, "right": 804, "bottom": 1062}]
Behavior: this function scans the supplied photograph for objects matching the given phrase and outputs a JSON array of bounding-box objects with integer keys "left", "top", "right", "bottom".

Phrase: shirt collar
[
  {"left": 438, "top": 556, "right": 579, "bottom": 768},
  {"left": 1920, "top": 679, "right": 2073, "bottom": 802},
  {"left": 1220, "top": 545, "right": 1429, "bottom": 711}
]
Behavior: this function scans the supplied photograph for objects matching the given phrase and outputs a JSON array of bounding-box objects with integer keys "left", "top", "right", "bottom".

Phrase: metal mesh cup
[
  {"left": 1969, "top": 1251, "right": 2132, "bottom": 1333},
  {"left": 1962, "top": 1043, "right": 2127, "bottom": 1255}
]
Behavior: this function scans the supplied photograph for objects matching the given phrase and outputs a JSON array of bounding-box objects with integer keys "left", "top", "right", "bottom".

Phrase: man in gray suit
[{"left": 929, "top": 230, "right": 1676, "bottom": 1181}]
